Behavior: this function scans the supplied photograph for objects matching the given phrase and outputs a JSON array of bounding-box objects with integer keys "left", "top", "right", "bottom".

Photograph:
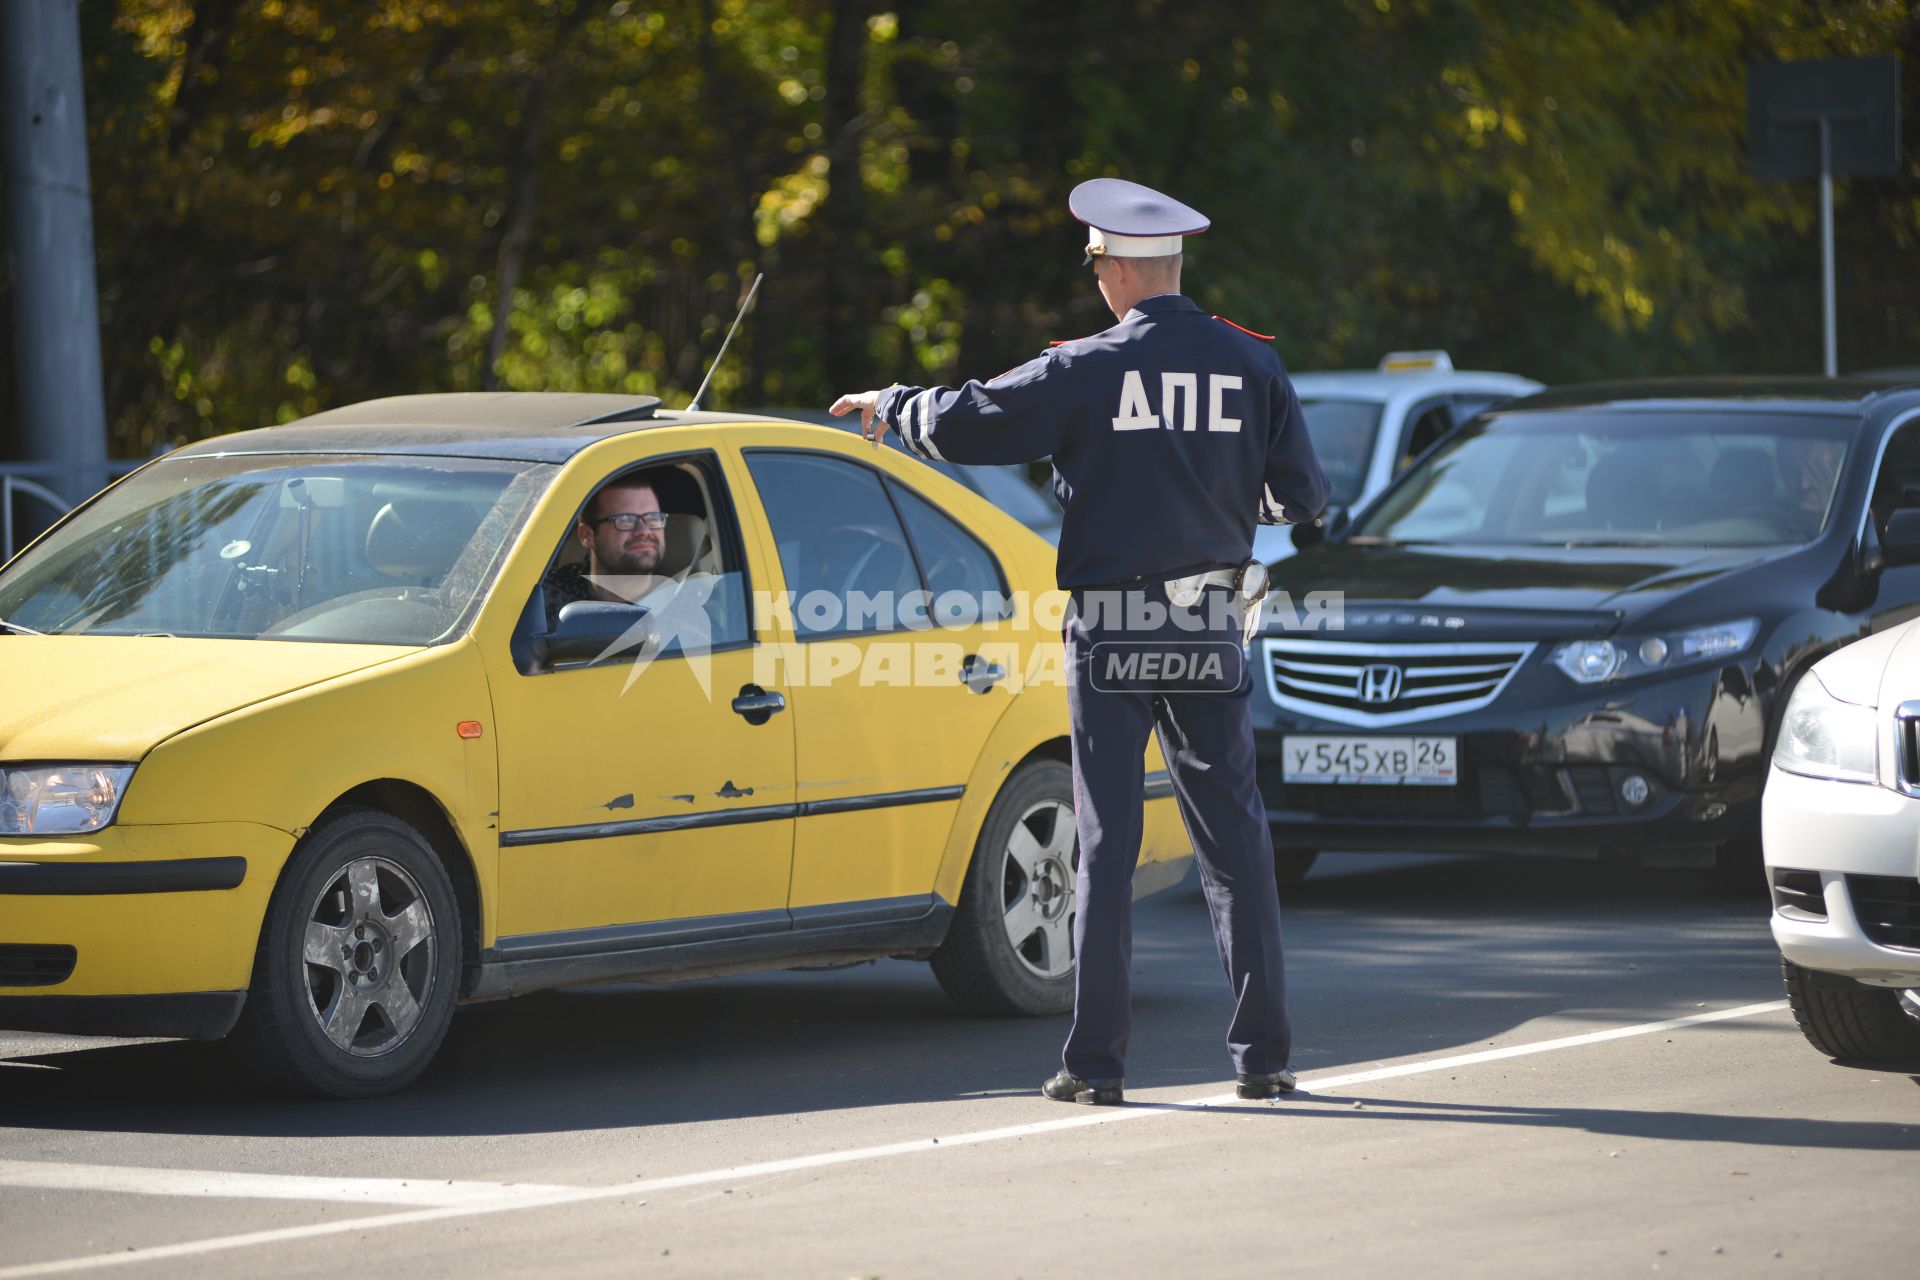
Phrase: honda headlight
[
  {"left": 0, "top": 765, "right": 136, "bottom": 835},
  {"left": 1772, "top": 674, "right": 1877, "bottom": 785},
  {"left": 1550, "top": 618, "right": 1759, "bottom": 685}
]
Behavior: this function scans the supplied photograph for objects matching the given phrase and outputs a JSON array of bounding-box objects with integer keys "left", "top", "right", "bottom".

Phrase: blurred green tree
[{"left": 26, "top": 0, "right": 1917, "bottom": 458}]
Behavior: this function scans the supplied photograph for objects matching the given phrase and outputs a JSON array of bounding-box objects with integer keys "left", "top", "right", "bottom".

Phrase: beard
[{"left": 600, "top": 539, "right": 661, "bottom": 576}]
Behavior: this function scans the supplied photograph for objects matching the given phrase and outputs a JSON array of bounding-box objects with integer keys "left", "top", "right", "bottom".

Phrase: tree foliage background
[{"left": 1, "top": 0, "right": 1917, "bottom": 458}]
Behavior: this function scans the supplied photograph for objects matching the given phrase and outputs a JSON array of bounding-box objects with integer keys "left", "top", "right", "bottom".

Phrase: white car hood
[{"left": 1811, "top": 621, "right": 1920, "bottom": 707}]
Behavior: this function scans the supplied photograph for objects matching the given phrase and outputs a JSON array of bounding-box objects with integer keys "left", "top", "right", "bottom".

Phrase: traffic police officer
[{"left": 831, "top": 178, "right": 1330, "bottom": 1104}]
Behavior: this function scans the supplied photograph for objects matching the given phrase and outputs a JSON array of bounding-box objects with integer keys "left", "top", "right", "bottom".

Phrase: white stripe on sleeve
[
  {"left": 1261, "top": 484, "right": 1287, "bottom": 524},
  {"left": 918, "top": 395, "right": 948, "bottom": 461},
  {"left": 894, "top": 393, "right": 925, "bottom": 458}
]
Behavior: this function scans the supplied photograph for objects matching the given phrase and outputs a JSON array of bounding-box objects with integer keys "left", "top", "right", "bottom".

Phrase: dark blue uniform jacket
[{"left": 875, "top": 293, "right": 1331, "bottom": 589}]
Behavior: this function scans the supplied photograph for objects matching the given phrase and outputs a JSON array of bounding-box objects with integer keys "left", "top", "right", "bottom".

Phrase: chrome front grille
[
  {"left": 1262, "top": 638, "right": 1535, "bottom": 728},
  {"left": 1894, "top": 700, "right": 1920, "bottom": 795}
]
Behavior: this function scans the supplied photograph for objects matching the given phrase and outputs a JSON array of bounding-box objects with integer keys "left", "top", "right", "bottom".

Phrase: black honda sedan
[{"left": 1253, "top": 377, "right": 1920, "bottom": 882}]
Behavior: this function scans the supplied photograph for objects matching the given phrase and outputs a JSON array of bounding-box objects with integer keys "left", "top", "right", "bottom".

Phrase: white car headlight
[
  {"left": 1550, "top": 618, "right": 1759, "bottom": 685},
  {"left": 1772, "top": 674, "right": 1877, "bottom": 785},
  {"left": 0, "top": 765, "right": 136, "bottom": 835}
]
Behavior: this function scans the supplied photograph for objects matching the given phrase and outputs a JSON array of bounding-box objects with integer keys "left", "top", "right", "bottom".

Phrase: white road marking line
[
  {"left": 0, "top": 1161, "right": 575, "bottom": 1208},
  {"left": 0, "top": 999, "right": 1789, "bottom": 1278},
  {"left": 1295, "top": 999, "right": 1789, "bottom": 1094}
]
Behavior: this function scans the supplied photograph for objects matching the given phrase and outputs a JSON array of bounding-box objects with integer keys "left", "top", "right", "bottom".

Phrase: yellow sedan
[{"left": 0, "top": 393, "right": 1193, "bottom": 1096}]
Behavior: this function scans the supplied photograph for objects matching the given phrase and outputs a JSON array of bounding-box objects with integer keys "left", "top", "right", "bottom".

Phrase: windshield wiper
[
  {"left": 1559, "top": 538, "right": 1669, "bottom": 548},
  {"left": 0, "top": 617, "right": 44, "bottom": 635}
]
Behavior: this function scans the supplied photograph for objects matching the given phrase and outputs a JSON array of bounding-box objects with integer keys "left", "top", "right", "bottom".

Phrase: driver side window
[
  {"left": 538, "top": 453, "right": 750, "bottom": 652},
  {"left": 746, "top": 451, "right": 920, "bottom": 639}
]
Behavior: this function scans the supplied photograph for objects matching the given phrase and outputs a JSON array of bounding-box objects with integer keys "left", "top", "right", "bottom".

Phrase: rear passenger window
[
  {"left": 887, "top": 481, "right": 1010, "bottom": 621},
  {"left": 746, "top": 452, "right": 919, "bottom": 638}
]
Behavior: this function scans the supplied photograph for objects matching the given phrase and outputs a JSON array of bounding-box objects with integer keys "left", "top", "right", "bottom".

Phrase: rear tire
[
  {"left": 230, "top": 808, "right": 461, "bottom": 1098},
  {"left": 1273, "top": 846, "right": 1319, "bottom": 888},
  {"left": 931, "top": 760, "right": 1078, "bottom": 1016},
  {"left": 1781, "top": 958, "right": 1920, "bottom": 1062}
]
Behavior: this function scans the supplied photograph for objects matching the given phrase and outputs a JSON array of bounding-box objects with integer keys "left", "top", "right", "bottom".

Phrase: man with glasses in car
[{"left": 544, "top": 477, "right": 670, "bottom": 627}]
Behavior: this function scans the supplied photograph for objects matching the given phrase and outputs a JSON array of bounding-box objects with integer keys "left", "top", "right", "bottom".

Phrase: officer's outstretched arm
[
  {"left": 1257, "top": 376, "right": 1333, "bottom": 526},
  {"left": 859, "top": 352, "right": 1069, "bottom": 467}
]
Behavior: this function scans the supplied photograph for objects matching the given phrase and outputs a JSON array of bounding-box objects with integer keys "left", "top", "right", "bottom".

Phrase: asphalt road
[{"left": 2, "top": 852, "right": 1915, "bottom": 1279}]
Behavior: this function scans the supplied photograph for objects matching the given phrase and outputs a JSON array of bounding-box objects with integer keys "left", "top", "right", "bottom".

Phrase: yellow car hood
[{"left": 0, "top": 637, "right": 410, "bottom": 761}]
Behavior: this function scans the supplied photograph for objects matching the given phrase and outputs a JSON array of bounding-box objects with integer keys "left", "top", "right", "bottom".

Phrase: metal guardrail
[{"left": 1, "top": 460, "right": 147, "bottom": 560}]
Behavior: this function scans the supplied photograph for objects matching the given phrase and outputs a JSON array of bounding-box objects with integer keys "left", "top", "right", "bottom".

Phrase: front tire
[
  {"left": 931, "top": 760, "right": 1078, "bottom": 1016},
  {"left": 1781, "top": 958, "right": 1920, "bottom": 1062},
  {"left": 230, "top": 808, "right": 462, "bottom": 1097}
]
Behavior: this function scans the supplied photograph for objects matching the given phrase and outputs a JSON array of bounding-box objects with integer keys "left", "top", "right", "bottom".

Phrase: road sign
[{"left": 1749, "top": 57, "right": 1900, "bottom": 181}]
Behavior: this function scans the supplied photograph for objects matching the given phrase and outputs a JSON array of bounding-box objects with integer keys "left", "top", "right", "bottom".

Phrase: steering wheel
[{"left": 824, "top": 524, "right": 900, "bottom": 597}]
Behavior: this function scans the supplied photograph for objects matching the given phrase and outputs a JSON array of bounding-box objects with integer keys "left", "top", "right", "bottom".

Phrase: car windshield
[
  {"left": 0, "top": 453, "right": 549, "bottom": 644},
  {"left": 1298, "top": 399, "right": 1383, "bottom": 506},
  {"left": 1350, "top": 410, "right": 1855, "bottom": 547}
]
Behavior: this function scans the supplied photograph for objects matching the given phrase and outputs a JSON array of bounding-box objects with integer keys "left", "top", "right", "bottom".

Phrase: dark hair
[{"left": 582, "top": 476, "right": 658, "bottom": 524}]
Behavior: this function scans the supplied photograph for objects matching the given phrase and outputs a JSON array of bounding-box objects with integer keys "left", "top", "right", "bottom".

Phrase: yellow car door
[
  {"left": 736, "top": 444, "right": 1014, "bottom": 918},
  {"left": 482, "top": 444, "right": 796, "bottom": 947}
]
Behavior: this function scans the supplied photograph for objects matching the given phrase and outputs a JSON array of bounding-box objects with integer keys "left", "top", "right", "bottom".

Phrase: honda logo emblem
[{"left": 1357, "top": 664, "right": 1403, "bottom": 704}]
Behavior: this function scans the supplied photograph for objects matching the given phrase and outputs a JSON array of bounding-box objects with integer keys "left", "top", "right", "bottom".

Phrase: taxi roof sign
[{"left": 1378, "top": 350, "right": 1454, "bottom": 373}]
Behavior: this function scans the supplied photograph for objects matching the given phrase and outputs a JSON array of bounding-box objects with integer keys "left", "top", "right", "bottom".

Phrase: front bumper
[
  {"left": 0, "top": 992, "right": 245, "bottom": 1039},
  {"left": 0, "top": 822, "right": 291, "bottom": 1020},
  {"left": 1762, "top": 766, "right": 1920, "bottom": 987},
  {"left": 1252, "top": 648, "right": 1763, "bottom": 861}
]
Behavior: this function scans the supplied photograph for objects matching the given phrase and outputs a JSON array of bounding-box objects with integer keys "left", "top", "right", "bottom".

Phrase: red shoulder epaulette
[{"left": 1212, "top": 315, "right": 1275, "bottom": 341}]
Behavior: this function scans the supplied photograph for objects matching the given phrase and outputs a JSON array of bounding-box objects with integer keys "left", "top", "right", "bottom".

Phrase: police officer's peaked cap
[{"left": 1069, "top": 178, "right": 1209, "bottom": 260}]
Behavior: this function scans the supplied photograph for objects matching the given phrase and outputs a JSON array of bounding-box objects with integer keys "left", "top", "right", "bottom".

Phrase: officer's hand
[{"left": 829, "top": 390, "right": 890, "bottom": 446}]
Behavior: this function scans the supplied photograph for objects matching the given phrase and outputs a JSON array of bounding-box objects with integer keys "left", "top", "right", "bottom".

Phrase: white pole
[{"left": 1819, "top": 114, "right": 1837, "bottom": 377}]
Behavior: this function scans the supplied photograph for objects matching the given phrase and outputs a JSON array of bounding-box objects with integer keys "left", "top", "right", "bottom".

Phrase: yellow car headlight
[{"left": 0, "top": 765, "right": 136, "bottom": 835}]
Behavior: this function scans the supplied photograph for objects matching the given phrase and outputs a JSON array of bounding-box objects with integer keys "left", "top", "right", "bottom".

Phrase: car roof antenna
[{"left": 686, "top": 273, "right": 764, "bottom": 413}]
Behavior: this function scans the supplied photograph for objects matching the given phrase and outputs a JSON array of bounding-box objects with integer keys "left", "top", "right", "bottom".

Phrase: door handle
[
  {"left": 732, "top": 684, "right": 786, "bottom": 725},
  {"left": 961, "top": 655, "right": 1006, "bottom": 694}
]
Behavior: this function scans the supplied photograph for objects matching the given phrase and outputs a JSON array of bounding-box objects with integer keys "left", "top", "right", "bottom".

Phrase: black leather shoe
[
  {"left": 1235, "top": 1068, "right": 1299, "bottom": 1099},
  {"left": 1042, "top": 1069, "right": 1124, "bottom": 1105}
]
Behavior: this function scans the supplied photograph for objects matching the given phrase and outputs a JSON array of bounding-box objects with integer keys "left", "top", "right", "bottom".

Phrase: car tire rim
[
  {"left": 1901, "top": 988, "right": 1920, "bottom": 1027},
  {"left": 301, "top": 856, "right": 436, "bottom": 1057},
  {"left": 1001, "top": 799, "right": 1077, "bottom": 980}
]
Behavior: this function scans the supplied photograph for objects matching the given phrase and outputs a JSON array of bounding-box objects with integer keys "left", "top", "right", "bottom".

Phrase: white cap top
[{"left": 1070, "top": 179, "right": 1209, "bottom": 260}]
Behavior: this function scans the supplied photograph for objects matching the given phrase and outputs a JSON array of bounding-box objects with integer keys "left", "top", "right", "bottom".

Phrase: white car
[
  {"left": 1254, "top": 352, "right": 1541, "bottom": 564},
  {"left": 1764, "top": 617, "right": 1920, "bottom": 1063}
]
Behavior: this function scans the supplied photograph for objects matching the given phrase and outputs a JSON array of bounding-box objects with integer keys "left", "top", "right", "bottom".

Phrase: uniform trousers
[{"left": 1061, "top": 582, "right": 1292, "bottom": 1082}]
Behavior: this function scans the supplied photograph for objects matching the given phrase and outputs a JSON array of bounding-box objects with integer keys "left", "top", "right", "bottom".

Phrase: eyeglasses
[{"left": 588, "top": 512, "right": 668, "bottom": 532}]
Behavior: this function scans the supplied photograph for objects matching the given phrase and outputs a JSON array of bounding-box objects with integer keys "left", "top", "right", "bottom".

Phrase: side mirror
[
  {"left": 533, "top": 600, "right": 652, "bottom": 669},
  {"left": 1882, "top": 508, "right": 1920, "bottom": 568},
  {"left": 1290, "top": 504, "right": 1349, "bottom": 552}
]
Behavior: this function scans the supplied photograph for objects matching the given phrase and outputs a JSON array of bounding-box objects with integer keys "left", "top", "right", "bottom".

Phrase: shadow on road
[
  {"left": 0, "top": 853, "right": 1796, "bottom": 1139},
  {"left": 1149, "top": 1093, "right": 1920, "bottom": 1152}
]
